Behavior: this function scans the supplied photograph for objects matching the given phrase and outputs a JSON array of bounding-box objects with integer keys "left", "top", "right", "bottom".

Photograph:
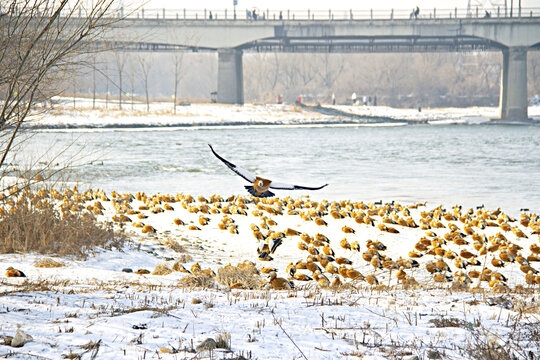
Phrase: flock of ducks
[{"left": 4, "top": 187, "right": 540, "bottom": 292}]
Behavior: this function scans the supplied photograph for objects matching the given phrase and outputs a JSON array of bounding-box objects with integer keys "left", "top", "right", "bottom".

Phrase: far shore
[{"left": 24, "top": 96, "right": 540, "bottom": 129}]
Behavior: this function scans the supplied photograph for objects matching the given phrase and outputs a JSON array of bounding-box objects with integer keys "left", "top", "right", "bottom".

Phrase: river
[{"left": 18, "top": 122, "right": 540, "bottom": 214}]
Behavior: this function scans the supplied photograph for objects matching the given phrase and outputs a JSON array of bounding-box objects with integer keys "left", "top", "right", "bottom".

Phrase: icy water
[{"left": 21, "top": 123, "right": 540, "bottom": 214}]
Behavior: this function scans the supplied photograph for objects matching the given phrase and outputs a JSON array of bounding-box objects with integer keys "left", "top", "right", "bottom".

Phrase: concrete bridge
[{"left": 105, "top": 9, "right": 540, "bottom": 121}]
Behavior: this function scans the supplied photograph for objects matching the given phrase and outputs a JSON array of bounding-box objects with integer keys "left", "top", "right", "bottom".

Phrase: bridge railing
[
  {"left": 115, "top": 7, "right": 540, "bottom": 21},
  {"left": 4, "top": 5, "right": 538, "bottom": 21}
]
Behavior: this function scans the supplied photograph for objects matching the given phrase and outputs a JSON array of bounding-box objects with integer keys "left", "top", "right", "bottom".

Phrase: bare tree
[
  {"left": 0, "top": 0, "right": 117, "bottom": 171},
  {"left": 92, "top": 55, "right": 97, "bottom": 109},
  {"left": 171, "top": 51, "right": 185, "bottom": 114},
  {"left": 315, "top": 53, "right": 345, "bottom": 92},
  {"left": 114, "top": 50, "right": 127, "bottom": 110},
  {"left": 138, "top": 54, "right": 153, "bottom": 112},
  {"left": 295, "top": 53, "right": 316, "bottom": 87},
  {"left": 104, "top": 60, "right": 110, "bottom": 109},
  {"left": 127, "top": 54, "right": 137, "bottom": 111},
  {"left": 264, "top": 53, "right": 280, "bottom": 92}
]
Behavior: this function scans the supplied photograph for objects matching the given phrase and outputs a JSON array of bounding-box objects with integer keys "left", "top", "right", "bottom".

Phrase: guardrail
[
  {"left": 3, "top": 5, "right": 539, "bottom": 21},
  {"left": 116, "top": 7, "right": 540, "bottom": 21}
]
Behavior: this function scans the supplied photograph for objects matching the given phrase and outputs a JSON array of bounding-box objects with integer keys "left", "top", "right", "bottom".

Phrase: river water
[{"left": 20, "top": 123, "right": 540, "bottom": 214}]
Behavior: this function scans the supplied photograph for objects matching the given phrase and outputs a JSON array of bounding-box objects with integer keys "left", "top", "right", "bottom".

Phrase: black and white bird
[{"left": 208, "top": 144, "right": 328, "bottom": 198}]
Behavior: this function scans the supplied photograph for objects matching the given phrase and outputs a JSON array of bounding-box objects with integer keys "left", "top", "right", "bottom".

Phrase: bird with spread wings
[{"left": 209, "top": 144, "right": 328, "bottom": 198}]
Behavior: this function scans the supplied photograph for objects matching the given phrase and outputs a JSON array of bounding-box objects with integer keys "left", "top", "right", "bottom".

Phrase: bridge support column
[
  {"left": 498, "top": 46, "right": 528, "bottom": 122},
  {"left": 217, "top": 48, "right": 243, "bottom": 105}
]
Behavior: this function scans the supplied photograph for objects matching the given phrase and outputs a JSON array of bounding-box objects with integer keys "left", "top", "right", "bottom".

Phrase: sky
[{"left": 123, "top": 0, "right": 539, "bottom": 11}]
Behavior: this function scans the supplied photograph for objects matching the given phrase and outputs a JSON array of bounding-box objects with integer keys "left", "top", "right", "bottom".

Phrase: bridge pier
[
  {"left": 498, "top": 46, "right": 528, "bottom": 122},
  {"left": 217, "top": 49, "right": 244, "bottom": 105}
]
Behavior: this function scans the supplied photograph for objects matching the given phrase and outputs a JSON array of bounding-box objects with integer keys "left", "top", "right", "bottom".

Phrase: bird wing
[
  {"left": 208, "top": 144, "right": 256, "bottom": 183},
  {"left": 270, "top": 181, "right": 328, "bottom": 191}
]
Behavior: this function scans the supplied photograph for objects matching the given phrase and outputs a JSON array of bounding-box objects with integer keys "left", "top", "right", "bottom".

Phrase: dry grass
[
  {"left": 152, "top": 263, "right": 173, "bottom": 276},
  {"left": 34, "top": 258, "right": 65, "bottom": 268},
  {"left": 429, "top": 317, "right": 475, "bottom": 329},
  {"left": 178, "top": 272, "right": 215, "bottom": 288},
  {"left": 175, "top": 254, "right": 193, "bottom": 263},
  {"left": 465, "top": 328, "right": 525, "bottom": 360},
  {"left": 215, "top": 332, "right": 231, "bottom": 350},
  {"left": 450, "top": 280, "right": 471, "bottom": 292},
  {"left": 0, "top": 197, "right": 123, "bottom": 258},
  {"left": 215, "top": 266, "right": 264, "bottom": 290},
  {"left": 160, "top": 238, "right": 186, "bottom": 253}
]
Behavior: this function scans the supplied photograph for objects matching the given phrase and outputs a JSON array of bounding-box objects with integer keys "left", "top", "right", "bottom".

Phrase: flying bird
[{"left": 208, "top": 144, "right": 328, "bottom": 198}]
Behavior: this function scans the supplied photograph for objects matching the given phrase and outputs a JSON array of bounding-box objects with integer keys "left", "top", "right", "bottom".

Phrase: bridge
[{"left": 103, "top": 8, "right": 540, "bottom": 122}]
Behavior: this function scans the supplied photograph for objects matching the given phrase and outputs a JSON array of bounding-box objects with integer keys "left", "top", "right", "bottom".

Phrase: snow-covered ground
[
  {"left": 27, "top": 97, "right": 540, "bottom": 128},
  {"left": 2, "top": 100, "right": 539, "bottom": 358},
  {"left": 1, "top": 186, "right": 539, "bottom": 359}
]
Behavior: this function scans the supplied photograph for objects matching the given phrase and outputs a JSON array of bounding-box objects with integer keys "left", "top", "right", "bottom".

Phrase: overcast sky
[{"left": 124, "top": 0, "right": 537, "bottom": 11}]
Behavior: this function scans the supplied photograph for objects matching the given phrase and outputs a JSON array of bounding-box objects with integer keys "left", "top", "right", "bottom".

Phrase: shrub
[
  {"left": 215, "top": 266, "right": 264, "bottom": 290},
  {"left": 0, "top": 195, "right": 123, "bottom": 258}
]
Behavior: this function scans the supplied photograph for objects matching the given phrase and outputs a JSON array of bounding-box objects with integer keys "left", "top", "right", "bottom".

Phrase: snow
[
  {"left": 1, "top": 100, "right": 540, "bottom": 359},
  {"left": 27, "top": 97, "right": 540, "bottom": 129},
  {"left": 1, "top": 186, "right": 539, "bottom": 359}
]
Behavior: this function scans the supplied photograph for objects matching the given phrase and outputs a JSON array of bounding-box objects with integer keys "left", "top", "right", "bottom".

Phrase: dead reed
[{"left": 0, "top": 197, "right": 123, "bottom": 258}]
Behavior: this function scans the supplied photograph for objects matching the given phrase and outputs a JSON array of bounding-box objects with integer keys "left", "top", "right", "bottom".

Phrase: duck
[
  {"left": 6, "top": 267, "right": 25, "bottom": 277},
  {"left": 209, "top": 144, "right": 327, "bottom": 198},
  {"left": 325, "top": 263, "right": 338, "bottom": 274},
  {"left": 396, "top": 267, "right": 407, "bottom": 282},
  {"left": 340, "top": 238, "right": 351, "bottom": 250},
  {"left": 342, "top": 226, "right": 355, "bottom": 234},
  {"left": 286, "top": 262, "right": 296, "bottom": 277},
  {"left": 293, "top": 273, "right": 313, "bottom": 281},
  {"left": 190, "top": 262, "right": 202, "bottom": 273},
  {"left": 269, "top": 271, "right": 293, "bottom": 290},
  {"left": 336, "top": 257, "right": 352, "bottom": 265},
  {"left": 365, "top": 274, "right": 379, "bottom": 286},
  {"left": 322, "top": 244, "right": 335, "bottom": 256},
  {"left": 142, "top": 224, "right": 156, "bottom": 233},
  {"left": 433, "top": 273, "right": 453, "bottom": 283},
  {"left": 346, "top": 268, "right": 364, "bottom": 280},
  {"left": 314, "top": 272, "right": 330, "bottom": 288}
]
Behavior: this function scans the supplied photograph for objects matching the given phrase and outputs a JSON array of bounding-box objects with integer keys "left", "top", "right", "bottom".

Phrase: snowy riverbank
[
  {"left": 25, "top": 97, "right": 540, "bottom": 129},
  {"left": 1, "top": 187, "right": 539, "bottom": 359}
]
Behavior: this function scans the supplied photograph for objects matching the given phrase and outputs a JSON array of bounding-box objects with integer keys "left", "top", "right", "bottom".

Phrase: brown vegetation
[
  {"left": 215, "top": 265, "right": 265, "bottom": 290},
  {"left": 34, "top": 258, "right": 65, "bottom": 268},
  {"left": 0, "top": 197, "right": 122, "bottom": 258},
  {"left": 178, "top": 272, "right": 215, "bottom": 288}
]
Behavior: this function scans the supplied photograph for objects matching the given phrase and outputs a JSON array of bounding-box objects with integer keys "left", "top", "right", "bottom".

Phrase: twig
[
  {"left": 364, "top": 306, "right": 398, "bottom": 324},
  {"left": 89, "top": 339, "right": 102, "bottom": 360},
  {"left": 314, "top": 347, "right": 331, "bottom": 352},
  {"left": 164, "top": 312, "right": 182, "bottom": 320},
  {"left": 272, "top": 313, "right": 309, "bottom": 360}
]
